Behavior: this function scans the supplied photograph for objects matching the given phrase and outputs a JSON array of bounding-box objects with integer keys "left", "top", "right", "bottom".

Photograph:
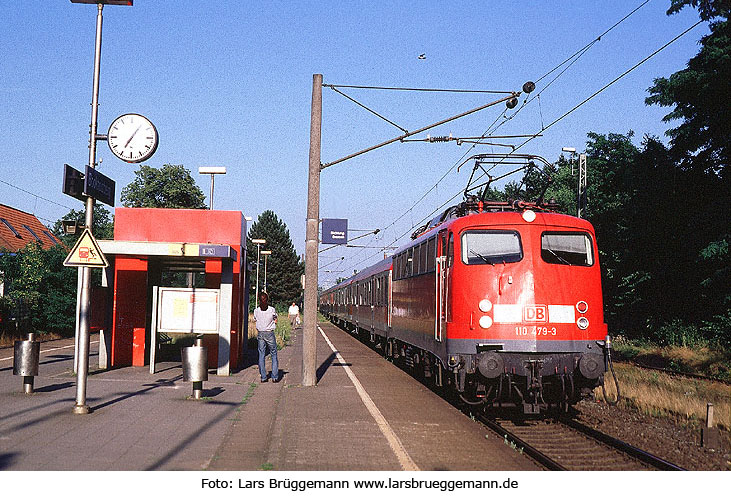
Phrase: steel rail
[
  {"left": 560, "top": 417, "right": 686, "bottom": 471},
  {"left": 616, "top": 360, "right": 731, "bottom": 385},
  {"left": 477, "top": 415, "right": 567, "bottom": 471}
]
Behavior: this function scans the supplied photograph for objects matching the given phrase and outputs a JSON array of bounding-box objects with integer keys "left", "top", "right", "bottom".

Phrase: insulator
[
  {"left": 522, "top": 81, "right": 536, "bottom": 94},
  {"left": 428, "top": 135, "right": 451, "bottom": 142},
  {"left": 506, "top": 97, "right": 518, "bottom": 109}
]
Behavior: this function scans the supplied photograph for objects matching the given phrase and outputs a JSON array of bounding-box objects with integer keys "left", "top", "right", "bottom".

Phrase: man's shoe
[
  {"left": 273, "top": 376, "right": 281, "bottom": 383},
  {"left": 260, "top": 378, "right": 268, "bottom": 383}
]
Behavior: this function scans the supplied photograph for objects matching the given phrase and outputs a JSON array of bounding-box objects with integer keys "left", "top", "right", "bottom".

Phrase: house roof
[{"left": 0, "top": 204, "right": 60, "bottom": 252}]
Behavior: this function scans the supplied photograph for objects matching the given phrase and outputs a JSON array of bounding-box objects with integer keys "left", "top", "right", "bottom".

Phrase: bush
[{"left": 650, "top": 319, "right": 709, "bottom": 348}]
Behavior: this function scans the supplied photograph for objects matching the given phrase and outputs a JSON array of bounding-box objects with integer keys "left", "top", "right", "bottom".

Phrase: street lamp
[
  {"left": 252, "top": 238, "right": 266, "bottom": 302},
  {"left": 261, "top": 250, "right": 272, "bottom": 292},
  {"left": 198, "top": 166, "right": 227, "bottom": 210}
]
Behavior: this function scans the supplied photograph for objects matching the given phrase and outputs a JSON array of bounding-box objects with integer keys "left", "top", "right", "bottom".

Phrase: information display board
[{"left": 157, "top": 288, "right": 220, "bottom": 334}]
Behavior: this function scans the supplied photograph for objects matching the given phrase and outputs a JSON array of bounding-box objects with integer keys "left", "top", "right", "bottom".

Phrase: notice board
[{"left": 157, "top": 288, "right": 220, "bottom": 334}]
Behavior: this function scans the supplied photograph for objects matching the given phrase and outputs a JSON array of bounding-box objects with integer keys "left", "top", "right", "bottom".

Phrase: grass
[
  {"left": 612, "top": 335, "right": 731, "bottom": 381},
  {"left": 596, "top": 362, "right": 730, "bottom": 430},
  {"left": 0, "top": 330, "right": 63, "bottom": 348}
]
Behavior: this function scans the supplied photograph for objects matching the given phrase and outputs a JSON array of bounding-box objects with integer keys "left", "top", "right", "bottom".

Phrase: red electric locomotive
[{"left": 320, "top": 170, "right": 615, "bottom": 413}]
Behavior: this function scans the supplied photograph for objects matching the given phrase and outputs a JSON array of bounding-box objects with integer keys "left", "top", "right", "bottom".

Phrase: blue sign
[
  {"left": 84, "top": 166, "right": 115, "bottom": 206},
  {"left": 322, "top": 218, "right": 348, "bottom": 245},
  {"left": 199, "top": 244, "right": 236, "bottom": 260}
]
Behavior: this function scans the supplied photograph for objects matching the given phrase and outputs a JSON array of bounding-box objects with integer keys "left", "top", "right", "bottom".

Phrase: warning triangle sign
[{"left": 63, "top": 228, "right": 109, "bottom": 268}]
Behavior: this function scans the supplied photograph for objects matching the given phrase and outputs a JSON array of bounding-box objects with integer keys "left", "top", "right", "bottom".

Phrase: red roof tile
[{"left": 0, "top": 204, "right": 60, "bottom": 252}]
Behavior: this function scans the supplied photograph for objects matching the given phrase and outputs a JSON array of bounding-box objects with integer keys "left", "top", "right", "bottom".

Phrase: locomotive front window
[
  {"left": 461, "top": 230, "right": 522, "bottom": 265},
  {"left": 541, "top": 232, "right": 594, "bottom": 266}
]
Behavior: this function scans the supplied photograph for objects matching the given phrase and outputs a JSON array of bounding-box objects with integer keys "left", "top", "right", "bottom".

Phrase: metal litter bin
[
  {"left": 13, "top": 333, "right": 40, "bottom": 394},
  {"left": 181, "top": 337, "right": 208, "bottom": 399}
]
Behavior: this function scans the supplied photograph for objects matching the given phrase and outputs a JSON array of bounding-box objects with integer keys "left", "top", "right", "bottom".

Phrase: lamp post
[
  {"left": 69, "top": 0, "right": 132, "bottom": 415},
  {"left": 252, "top": 239, "right": 266, "bottom": 301},
  {"left": 198, "top": 166, "right": 227, "bottom": 210},
  {"left": 261, "top": 250, "right": 272, "bottom": 293}
]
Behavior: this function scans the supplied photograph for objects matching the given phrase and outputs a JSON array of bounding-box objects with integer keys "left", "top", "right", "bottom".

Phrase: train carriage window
[
  {"left": 426, "top": 237, "right": 436, "bottom": 272},
  {"left": 461, "top": 230, "right": 522, "bottom": 265},
  {"left": 413, "top": 244, "right": 421, "bottom": 275},
  {"left": 419, "top": 242, "right": 427, "bottom": 274},
  {"left": 406, "top": 248, "right": 413, "bottom": 277},
  {"left": 447, "top": 233, "right": 454, "bottom": 267},
  {"left": 541, "top": 232, "right": 594, "bottom": 266}
]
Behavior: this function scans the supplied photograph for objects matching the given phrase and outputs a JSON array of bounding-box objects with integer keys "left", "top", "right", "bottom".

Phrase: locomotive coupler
[{"left": 523, "top": 360, "right": 544, "bottom": 414}]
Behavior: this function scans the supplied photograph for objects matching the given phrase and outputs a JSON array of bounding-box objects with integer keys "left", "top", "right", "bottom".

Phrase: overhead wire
[
  {"left": 335, "top": 17, "right": 705, "bottom": 277},
  {"left": 331, "top": 0, "right": 656, "bottom": 275}
]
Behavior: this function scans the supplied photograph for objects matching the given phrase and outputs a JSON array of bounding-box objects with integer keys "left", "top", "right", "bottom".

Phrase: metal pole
[
  {"left": 303, "top": 74, "right": 322, "bottom": 387},
  {"left": 578, "top": 153, "right": 587, "bottom": 218},
  {"left": 264, "top": 254, "right": 268, "bottom": 293},
  {"left": 255, "top": 243, "right": 261, "bottom": 301},
  {"left": 321, "top": 92, "right": 518, "bottom": 170},
  {"left": 74, "top": 2, "right": 103, "bottom": 415},
  {"left": 209, "top": 174, "right": 214, "bottom": 210}
]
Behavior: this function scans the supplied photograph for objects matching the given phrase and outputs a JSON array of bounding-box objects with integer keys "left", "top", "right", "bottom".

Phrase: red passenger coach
[{"left": 320, "top": 200, "right": 613, "bottom": 413}]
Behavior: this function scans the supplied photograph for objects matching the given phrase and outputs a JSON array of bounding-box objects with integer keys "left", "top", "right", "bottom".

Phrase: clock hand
[{"left": 125, "top": 125, "right": 141, "bottom": 148}]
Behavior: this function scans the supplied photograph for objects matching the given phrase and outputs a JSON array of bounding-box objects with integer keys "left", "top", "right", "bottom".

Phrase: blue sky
[{"left": 0, "top": 1, "right": 707, "bottom": 286}]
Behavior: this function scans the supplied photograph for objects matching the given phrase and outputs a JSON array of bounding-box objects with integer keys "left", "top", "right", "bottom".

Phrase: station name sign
[
  {"left": 84, "top": 166, "right": 115, "bottom": 207},
  {"left": 321, "top": 218, "right": 348, "bottom": 245},
  {"left": 62, "top": 164, "right": 116, "bottom": 207}
]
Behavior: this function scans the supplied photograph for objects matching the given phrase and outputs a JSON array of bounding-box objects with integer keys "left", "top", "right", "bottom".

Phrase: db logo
[{"left": 524, "top": 305, "right": 548, "bottom": 322}]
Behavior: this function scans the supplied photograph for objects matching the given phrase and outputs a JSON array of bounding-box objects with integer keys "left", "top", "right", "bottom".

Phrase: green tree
[
  {"left": 120, "top": 164, "right": 206, "bottom": 208},
  {"left": 646, "top": 1, "right": 730, "bottom": 176},
  {"left": 246, "top": 210, "right": 304, "bottom": 308},
  {"left": 0, "top": 243, "right": 77, "bottom": 336},
  {"left": 52, "top": 204, "right": 115, "bottom": 246}
]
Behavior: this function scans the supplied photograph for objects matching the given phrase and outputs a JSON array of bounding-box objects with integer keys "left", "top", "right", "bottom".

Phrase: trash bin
[
  {"left": 13, "top": 333, "right": 40, "bottom": 394},
  {"left": 181, "top": 337, "right": 208, "bottom": 399}
]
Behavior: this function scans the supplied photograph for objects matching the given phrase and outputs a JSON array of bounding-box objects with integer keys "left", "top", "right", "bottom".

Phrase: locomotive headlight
[
  {"left": 577, "top": 317, "right": 589, "bottom": 330},
  {"left": 576, "top": 301, "right": 588, "bottom": 313},
  {"left": 522, "top": 210, "right": 537, "bottom": 223},
  {"left": 479, "top": 316, "right": 493, "bottom": 329},
  {"left": 478, "top": 299, "right": 492, "bottom": 312}
]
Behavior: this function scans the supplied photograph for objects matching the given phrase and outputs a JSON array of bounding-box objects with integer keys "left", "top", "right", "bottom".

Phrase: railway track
[
  {"left": 477, "top": 414, "right": 687, "bottom": 471},
  {"left": 334, "top": 322, "right": 690, "bottom": 471}
]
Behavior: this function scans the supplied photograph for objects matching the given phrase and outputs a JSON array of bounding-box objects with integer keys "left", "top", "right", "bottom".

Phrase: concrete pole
[
  {"left": 74, "top": 2, "right": 103, "bottom": 415},
  {"left": 303, "top": 74, "right": 322, "bottom": 387}
]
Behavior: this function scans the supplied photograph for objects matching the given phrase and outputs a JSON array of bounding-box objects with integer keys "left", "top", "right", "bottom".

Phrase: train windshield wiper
[
  {"left": 545, "top": 248, "right": 572, "bottom": 265},
  {"left": 470, "top": 249, "right": 494, "bottom": 266}
]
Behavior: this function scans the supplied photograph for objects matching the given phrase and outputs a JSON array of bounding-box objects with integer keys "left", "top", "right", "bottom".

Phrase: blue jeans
[{"left": 257, "top": 331, "right": 278, "bottom": 381}]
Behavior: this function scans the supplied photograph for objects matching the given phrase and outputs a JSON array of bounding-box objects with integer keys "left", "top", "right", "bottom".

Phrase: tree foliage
[
  {"left": 120, "top": 164, "right": 207, "bottom": 208},
  {"left": 0, "top": 243, "right": 77, "bottom": 336},
  {"left": 646, "top": 2, "right": 730, "bottom": 176},
  {"left": 51, "top": 204, "right": 115, "bottom": 246},
  {"left": 246, "top": 210, "right": 304, "bottom": 308}
]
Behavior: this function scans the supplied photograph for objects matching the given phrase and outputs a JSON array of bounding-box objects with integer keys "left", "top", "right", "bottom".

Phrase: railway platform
[{"left": 0, "top": 321, "right": 536, "bottom": 471}]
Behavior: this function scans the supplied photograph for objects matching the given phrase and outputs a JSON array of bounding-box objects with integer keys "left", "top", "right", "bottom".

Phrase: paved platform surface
[{"left": 0, "top": 322, "right": 537, "bottom": 471}]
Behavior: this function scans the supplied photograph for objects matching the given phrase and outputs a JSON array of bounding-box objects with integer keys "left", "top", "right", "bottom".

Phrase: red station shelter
[{"left": 95, "top": 208, "right": 249, "bottom": 376}]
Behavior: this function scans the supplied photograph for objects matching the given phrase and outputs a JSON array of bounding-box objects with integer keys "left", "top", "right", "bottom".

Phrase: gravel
[{"left": 574, "top": 399, "right": 730, "bottom": 471}]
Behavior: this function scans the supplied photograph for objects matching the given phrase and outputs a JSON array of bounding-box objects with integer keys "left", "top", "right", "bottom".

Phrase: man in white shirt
[
  {"left": 288, "top": 302, "right": 300, "bottom": 328},
  {"left": 253, "top": 292, "right": 279, "bottom": 382}
]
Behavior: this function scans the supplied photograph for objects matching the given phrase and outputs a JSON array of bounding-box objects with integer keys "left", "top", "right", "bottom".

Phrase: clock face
[{"left": 107, "top": 113, "right": 159, "bottom": 163}]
